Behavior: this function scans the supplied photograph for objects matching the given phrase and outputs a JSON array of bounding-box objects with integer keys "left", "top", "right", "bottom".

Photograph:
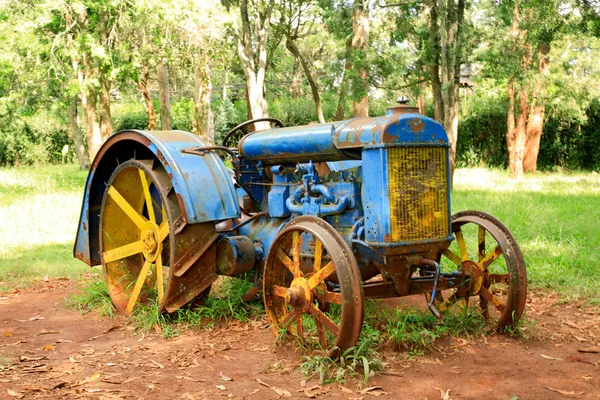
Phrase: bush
[{"left": 0, "top": 102, "right": 74, "bottom": 166}]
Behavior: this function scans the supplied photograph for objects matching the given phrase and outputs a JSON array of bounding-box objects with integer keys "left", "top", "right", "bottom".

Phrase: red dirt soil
[{"left": 0, "top": 279, "right": 599, "bottom": 400}]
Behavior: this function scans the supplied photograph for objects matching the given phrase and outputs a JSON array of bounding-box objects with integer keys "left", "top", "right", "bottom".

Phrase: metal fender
[{"left": 74, "top": 129, "right": 240, "bottom": 266}]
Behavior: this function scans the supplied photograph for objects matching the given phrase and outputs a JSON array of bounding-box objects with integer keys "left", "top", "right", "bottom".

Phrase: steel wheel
[
  {"left": 263, "top": 216, "right": 364, "bottom": 356},
  {"left": 100, "top": 159, "right": 216, "bottom": 315},
  {"left": 439, "top": 211, "right": 527, "bottom": 329}
]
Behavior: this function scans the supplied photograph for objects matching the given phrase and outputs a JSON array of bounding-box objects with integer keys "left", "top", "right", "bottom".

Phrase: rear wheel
[{"left": 100, "top": 159, "right": 216, "bottom": 314}]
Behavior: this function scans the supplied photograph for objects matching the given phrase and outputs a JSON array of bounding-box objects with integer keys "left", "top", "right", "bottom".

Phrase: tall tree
[
  {"left": 157, "top": 60, "right": 172, "bottom": 130},
  {"left": 231, "top": 0, "right": 275, "bottom": 129},
  {"left": 280, "top": 0, "right": 327, "bottom": 123},
  {"left": 427, "top": 0, "right": 466, "bottom": 181},
  {"left": 350, "top": 0, "right": 369, "bottom": 117}
]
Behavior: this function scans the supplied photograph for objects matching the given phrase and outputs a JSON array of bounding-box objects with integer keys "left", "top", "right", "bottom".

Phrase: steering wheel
[{"left": 222, "top": 117, "right": 283, "bottom": 148}]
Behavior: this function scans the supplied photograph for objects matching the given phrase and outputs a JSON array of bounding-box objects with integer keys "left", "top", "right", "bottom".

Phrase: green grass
[
  {"left": 0, "top": 165, "right": 95, "bottom": 290},
  {"left": 452, "top": 168, "right": 600, "bottom": 303},
  {"left": 65, "top": 279, "right": 115, "bottom": 318}
]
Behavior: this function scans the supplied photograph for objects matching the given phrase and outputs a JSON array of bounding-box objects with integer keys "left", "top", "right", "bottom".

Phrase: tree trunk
[
  {"left": 507, "top": 78, "right": 517, "bottom": 176},
  {"left": 513, "top": 85, "right": 529, "bottom": 179},
  {"left": 285, "top": 38, "right": 325, "bottom": 123},
  {"left": 67, "top": 95, "right": 90, "bottom": 169},
  {"left": 428, "top": 0, "right": 444, "bottom": 121},
  {"left": 446, "top": 0, "right": 465, "bottom": 185},
  {"left": 223, "top": 64, "right": 229, "bottom": 100},
  {"left": 291, "top": 56, "right": 299, "bottom": 99},
  {"left": 193, "top": 57, "right": 214, "bottom": 143},
  {"left": 157, "top": 61, "right": 172, "bottom": 130},
  {"left": 235, "top": 0, "right": 273, "bottom": 130},
  {"left": 335, "top": 39, "right": 352, "bottom": 121},
  {"left": 524, "top": 41, "right": 550, "bottom": 173},
  {"left": 82, "top": 53, "right": 102, "bottom": 160},
  {"left": 351, "top": 0, "right": 369, "bottom": 117},
  {"left": 137, "top": 65, "right": 156, "bottom": 130},
  {"left": 99, "top": 74, "right": 112, "bottom": 140}
]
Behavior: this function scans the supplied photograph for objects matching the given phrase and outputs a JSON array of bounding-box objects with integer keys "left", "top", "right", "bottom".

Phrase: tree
[
  {"left": 229, "top": 0, "right": 276, "bottom": 129},
  {"left": 280, "top": 0, "right": 327, "bottom": 123},
  {"left": 350, "top": 0, "right": 369, "bottom": 117},
  {"left": 427, "top": 0, "right": 466, "bottom": 181}
]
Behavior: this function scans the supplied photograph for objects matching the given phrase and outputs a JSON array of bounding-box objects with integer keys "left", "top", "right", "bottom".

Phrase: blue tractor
[{"left": 74, "top": 100, "right": 527, "bottom": 354}]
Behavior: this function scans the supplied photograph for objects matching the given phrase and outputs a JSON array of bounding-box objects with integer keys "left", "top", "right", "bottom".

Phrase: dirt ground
[{"left": 0, "top": 279, "right": 599, "bottom": 400}]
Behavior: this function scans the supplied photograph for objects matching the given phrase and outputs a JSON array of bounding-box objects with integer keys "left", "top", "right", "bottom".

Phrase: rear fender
[{"left": 74, "top": 129, "right": 240, "bottom": 266}]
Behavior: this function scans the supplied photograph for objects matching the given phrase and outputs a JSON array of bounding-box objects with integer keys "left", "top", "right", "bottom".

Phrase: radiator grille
[{"left": 388, "top": 147, "right": 449, "bottom": 242}]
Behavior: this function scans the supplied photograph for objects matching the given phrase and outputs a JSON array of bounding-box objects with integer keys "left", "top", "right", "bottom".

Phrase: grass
[
  {"left": 65, "top": 279, "right": 115, "bottom": 318},
  {"left": 452, "top": 168, "right": 600, "bottom": 303},
  {"left": 0, "top": 165, "right": 95, "bottom": 289}
]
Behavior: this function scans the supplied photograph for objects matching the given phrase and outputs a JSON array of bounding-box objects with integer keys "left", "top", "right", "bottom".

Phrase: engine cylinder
[{"left": 216, "top": 236, "right": 256, "bottom": 276}]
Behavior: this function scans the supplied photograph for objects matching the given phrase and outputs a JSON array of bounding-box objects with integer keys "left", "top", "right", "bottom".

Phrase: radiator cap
[{"left": 386, "top": 96, "right": 420, "bottom": 116}]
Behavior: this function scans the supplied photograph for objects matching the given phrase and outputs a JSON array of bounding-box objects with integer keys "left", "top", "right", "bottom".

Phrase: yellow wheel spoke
[
  {"left": 442, "top": 249, "right": 462, "bottom": 266},
  {"left": 479, "top": 286, "right": 506, "bottom": 313},
  {"left": 292, "top": 231, "right": 301, "bottom": 277},
  {"left": 478, "top": 226, "right": 486, "bottom": 263},
  {"left": 309, "top": 304, "right": 339, "bottom": 336},
  {"left": 126, "top": 260, "right": 152, "bottom": 314},
  {"left": 277, "top": 248, "right": 297, "bottom": 277},
  {"left": 316, "top": 318, "right": 326, "bottom": 348},
  {"left": 307, "top": 261, "right": 335, "bottom": 290},
  {"left": 107, "top": 186, "right": 147, "bottom": 230},
  {"left": 325, "top": 291, "right": 342, "bottom": 304},
  {"left": 296, "top": 315, "right": 304, "bottom": 339},
  {"left": 313, "top": 240, "right": 322, "bottom": 271},
  {"left": 159, "top": 220, "right": 169, "bottom": 243},
  {"left": 279, "top": 309, "right": 298, "bottom": 331},
  {"left": 139, "top": 169, "right": 156, "bottom": 223},
  {"left": 480, "top": 245, "right": 502, "bottom": 269},
  {"left": 455, "top": 229, "right": 469, "bottom": 261},
  {"left": 103, "top": 240, "right": 144, "bottom": 263},
  {"left": 438, "top": 291, "right": 459, "bottom": 313},
  {"left": 272, "top": 285, "right": 288, "bottom": 298},
  {"left": 156, "top": 254, "right": 164, "bottom": 304},
  {"left": 489, "top": 274, "right": 509, "bottom": 284}
]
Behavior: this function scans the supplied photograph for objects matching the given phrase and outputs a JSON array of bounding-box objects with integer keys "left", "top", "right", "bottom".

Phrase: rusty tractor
[{"left": 74, "top": 99, "right": 527, "bottom": 354}]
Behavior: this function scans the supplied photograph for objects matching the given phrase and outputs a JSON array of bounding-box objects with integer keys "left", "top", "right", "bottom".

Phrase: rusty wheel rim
[
  {"left": 263, "top": 216, "right": 364, "bottom": 356},
  {"left": 439, "top": 211, "right": 527, "bottom": 329}
]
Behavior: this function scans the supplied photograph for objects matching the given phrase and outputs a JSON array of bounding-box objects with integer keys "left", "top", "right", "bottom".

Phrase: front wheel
[
  {"left": 439, "top": 211, "right": 527, "bottom": 330},
  {"left": 263, "top": 216, "right": 364, "bottom": 356}
]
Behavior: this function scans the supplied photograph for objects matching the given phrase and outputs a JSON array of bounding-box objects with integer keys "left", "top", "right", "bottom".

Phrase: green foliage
[
  {"left": 457, "top": 90, "right": 600, "bottom": 170},
  {"left": 112, "top": 101, "right": 150, "bottom": 131},
  {"left": 171, "top": 276, "right": 263, "bottom": 328},
  {"left": 299, "top": 323, "right": 383, "bottom": 386},
  {"left": 0, "top": 103, "right": 74, "bottom": 166},
  {"left": 384, "top": 308, "right": 487, "bottom": 355}
]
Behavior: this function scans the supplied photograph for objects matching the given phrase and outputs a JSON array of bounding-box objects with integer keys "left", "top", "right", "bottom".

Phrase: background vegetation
[{"left": 0, "top": 0, "right": 598, "bottom": 175}]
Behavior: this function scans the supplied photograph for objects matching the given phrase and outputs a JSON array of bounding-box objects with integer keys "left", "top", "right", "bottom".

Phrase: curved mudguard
[{"left": 74, "top": 129, "right": 240, "bottom": 266}]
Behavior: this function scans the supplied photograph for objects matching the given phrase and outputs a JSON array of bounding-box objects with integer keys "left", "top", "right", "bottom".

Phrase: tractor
[{"left": 73, "top": 99, "right": 527, "bottom": 354}]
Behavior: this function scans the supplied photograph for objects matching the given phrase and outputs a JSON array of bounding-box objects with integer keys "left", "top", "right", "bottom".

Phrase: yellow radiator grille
[{"left": 388, "top": 147, "right": 449, "bottom": 242}]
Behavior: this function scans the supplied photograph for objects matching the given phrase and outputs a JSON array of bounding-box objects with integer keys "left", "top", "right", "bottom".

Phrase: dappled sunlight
[
  {"left": 454, "top": 168, "right": 600, "bottom": 195},
  {"left": 0, "top": 192, "right": 81, "bottom": 256}
]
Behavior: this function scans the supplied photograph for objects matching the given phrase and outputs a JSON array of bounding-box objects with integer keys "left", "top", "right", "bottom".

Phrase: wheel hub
[
  {"left": 285, "top": 278, "right": 313, "bottom": 312},
  {"left": 461, "top": 260, "right": 484, "bottom": 295},
  {"left": 141, "top": 221, "right": 161, "bottom": 262}
]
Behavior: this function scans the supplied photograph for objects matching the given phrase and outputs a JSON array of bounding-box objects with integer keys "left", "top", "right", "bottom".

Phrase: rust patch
[
  {"left": 410, "top": 118, "right": 425, "bottom": 133},
  {"left": 83, "top": 222, "right": 87, "bottom": 231}
]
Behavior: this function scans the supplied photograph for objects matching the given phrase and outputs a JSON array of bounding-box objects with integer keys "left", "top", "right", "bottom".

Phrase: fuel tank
[{"left": 237, "top": 106, "right": 448, "bottom": 165}]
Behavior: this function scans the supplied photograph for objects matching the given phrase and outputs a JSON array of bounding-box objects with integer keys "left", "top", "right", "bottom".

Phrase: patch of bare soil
[{"left": 0, "top": 280, "right": 599, "bottom": 400}]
